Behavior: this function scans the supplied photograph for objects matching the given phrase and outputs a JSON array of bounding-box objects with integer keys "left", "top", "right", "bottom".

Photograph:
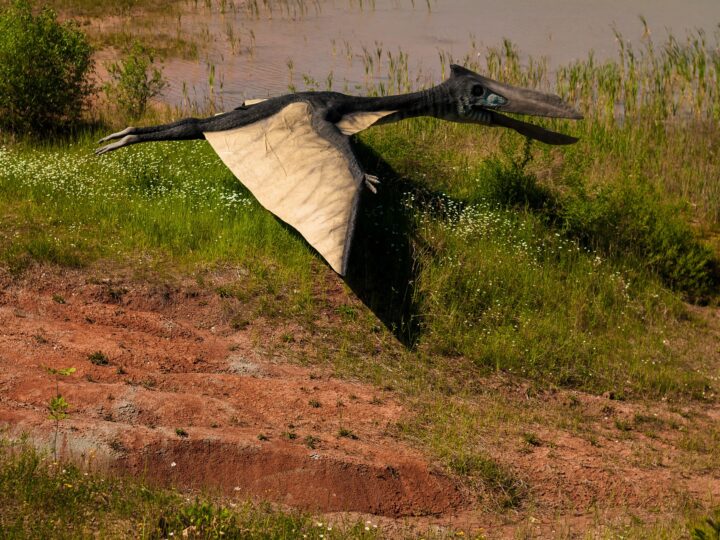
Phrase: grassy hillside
[{"left": 2, "top": 31, "right": 718, "bottom": 395}]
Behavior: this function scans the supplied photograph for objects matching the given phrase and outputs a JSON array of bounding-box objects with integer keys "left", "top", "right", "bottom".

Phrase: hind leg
[
  {"left": 97, "top": 117, "right": 203, "bottom": 144},
  {"left": 96, "top": 101, "right": 284, "bottom": 154},
  {"left": 98, "top": 126, "right": 135, "bottom": 143},
  {"left": 95, "top": 134, "right": 142, "bottom": 154},
  {"left": 96, "top": 118, "right": 205, "bottom": 154}
]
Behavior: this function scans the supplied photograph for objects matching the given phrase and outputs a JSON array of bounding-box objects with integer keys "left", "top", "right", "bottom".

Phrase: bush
[
  {"left": 475, "top": 157, "right": 719, "bottom": 301},
  {"left": 559, "top": 180, "right": 719, "bottom": 301},
  {"left": 0, "top": 0, "right": 94, "bottom": 133},
  {"left": 105, "top": 41, "right": 167, "bottom": 120}
]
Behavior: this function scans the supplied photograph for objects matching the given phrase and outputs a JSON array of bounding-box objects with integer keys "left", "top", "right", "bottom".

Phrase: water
[{"left": 160, "top": 0, "right": 720, "bottom": 108}]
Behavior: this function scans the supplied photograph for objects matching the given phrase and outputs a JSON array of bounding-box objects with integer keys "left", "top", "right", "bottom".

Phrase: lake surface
[{"left": 161, "top": 0, "right": 720, "bottom": 108}]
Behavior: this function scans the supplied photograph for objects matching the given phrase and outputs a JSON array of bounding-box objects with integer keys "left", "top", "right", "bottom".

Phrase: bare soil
[
  {"left": 1, "top": 264, "right": 720, "bottom": 537},
  {"left": 0, "top": 265, "right": 461, "bottom": 518}
]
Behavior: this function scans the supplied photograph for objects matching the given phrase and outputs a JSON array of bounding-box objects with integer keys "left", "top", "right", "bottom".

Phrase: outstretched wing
[{"left": 204, "top": 101, "right": 361, "bottom": 275}]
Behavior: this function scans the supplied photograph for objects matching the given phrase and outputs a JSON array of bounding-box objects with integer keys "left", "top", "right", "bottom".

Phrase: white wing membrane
[
  {"left": 204, "top": 101, "right": 360, "bottom": 275},
  {"left": 336, "top": 110, "right": 396, "bottom": 136}
]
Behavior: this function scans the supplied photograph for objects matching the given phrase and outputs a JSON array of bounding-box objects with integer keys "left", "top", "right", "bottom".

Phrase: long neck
[{"left": 348, "top": 83, "right": 454, "bottom": 123}]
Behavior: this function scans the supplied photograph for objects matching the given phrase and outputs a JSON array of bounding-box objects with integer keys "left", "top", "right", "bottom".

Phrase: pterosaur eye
[
  {"left": 485, "top": 93, "right": 508, "bottom": 107},
  {"left": 471, "top": 85, "right": 485, "bottom": 97}
]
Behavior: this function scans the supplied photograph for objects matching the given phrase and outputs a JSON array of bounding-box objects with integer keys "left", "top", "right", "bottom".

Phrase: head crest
[{"left": 449, "top": 64, "right": 477, "bottom": 79}]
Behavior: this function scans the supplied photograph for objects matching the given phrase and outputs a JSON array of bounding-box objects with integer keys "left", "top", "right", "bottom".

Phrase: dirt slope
[
  {"left": 1, "top": 265, "right": 720, "bottom": 537},
  {"left": 0, "top": 265, "right": 462, "bottom": 518}
]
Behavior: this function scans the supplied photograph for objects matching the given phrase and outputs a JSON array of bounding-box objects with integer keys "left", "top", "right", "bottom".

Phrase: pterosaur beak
[
  {"left": 489, "top": 111, "right": 579, "bottom": 145},
  {"left": 477, "top": 73, "right": 583, "bottom": 120}
]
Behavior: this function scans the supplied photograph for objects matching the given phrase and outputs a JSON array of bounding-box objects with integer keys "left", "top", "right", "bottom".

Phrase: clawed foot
[
  {"left": 95, "top": 144, "right": 115, "bottom": 156},
  {"left": 95, "top": 135, "right": 138, "bottom": 155},
  {"left": 97, "top": 127, "right": 134, "bottom": 144},
  {"left": 364, "top": 173, "right": 380, "bottom": 194}
]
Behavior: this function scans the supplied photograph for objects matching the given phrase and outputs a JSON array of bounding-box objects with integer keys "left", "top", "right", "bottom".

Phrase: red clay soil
[
  {"left": 0, "top": 265, "right": 463, "bottom": 518},
  {"left": 3, "top": 264, "right": 720, "bottom": 537}
]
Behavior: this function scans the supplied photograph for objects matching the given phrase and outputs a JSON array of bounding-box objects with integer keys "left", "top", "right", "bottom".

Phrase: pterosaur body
[{"left": 97, "top": 65, "right": 582, "bottom": 275}]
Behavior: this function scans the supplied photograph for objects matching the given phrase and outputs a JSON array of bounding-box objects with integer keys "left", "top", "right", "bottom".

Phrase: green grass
[
  {"left": 0, "top": 440, "right": 381, "bottom": 539},
  {"left": 0, "top": 135, "right": 321, "bottom": 319},
  {"left": 345, "top": 113, "right": 715, "bottom": 394}
]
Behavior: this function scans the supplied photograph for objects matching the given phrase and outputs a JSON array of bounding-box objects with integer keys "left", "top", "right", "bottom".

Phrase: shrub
[
  {"left": 559, "top": 179, "right": 719, "bottom": 301},
  {"left": 105, "top": 41, "right": 167, "bottom": 120},
  {"left": 476, "top": 157, "right": 719, "bottom": 301},
  {"left": 0, "top": 0, "right": 94, "bottom": 133},
  {"left": 88, "top": 351, "right": 109, "bottom": 365}
]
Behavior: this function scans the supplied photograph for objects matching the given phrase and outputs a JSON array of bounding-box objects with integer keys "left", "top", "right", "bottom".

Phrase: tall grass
[
  {"left": 346, "top": 27, "right": 720, "bottom": 228},
  {"left": 318, "top": 27, "right": 719, "bottom": 395},
  {"left": 355, "top": 124, "right": 712, "bottom": 398}
]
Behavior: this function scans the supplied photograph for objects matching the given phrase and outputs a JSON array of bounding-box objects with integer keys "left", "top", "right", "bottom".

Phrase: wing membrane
[
  {"left": 204, "top": 101, "right": 361, "bottom": 275},
  {"left": 336, "top": 110, "right": 396, "bottom": 135}
]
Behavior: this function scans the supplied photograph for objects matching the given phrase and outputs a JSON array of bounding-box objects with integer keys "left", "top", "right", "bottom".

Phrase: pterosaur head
[{"left": 445, "top": 64, "right": 583, "bottom": 145}]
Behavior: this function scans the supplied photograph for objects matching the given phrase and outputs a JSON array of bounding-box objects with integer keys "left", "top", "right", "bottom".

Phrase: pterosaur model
[{"left": 96, "top": 65, "right": 582, "bottom": 275}]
